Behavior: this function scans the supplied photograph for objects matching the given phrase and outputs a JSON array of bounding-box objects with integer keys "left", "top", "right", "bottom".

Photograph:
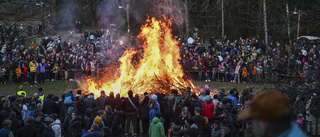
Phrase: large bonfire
[{"left": 78, "top": 17, "right": 197, "bottom": 98}]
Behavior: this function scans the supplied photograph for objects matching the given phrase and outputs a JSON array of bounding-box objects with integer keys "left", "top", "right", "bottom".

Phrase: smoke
[
  {"left": 159, "top": 0, "right": 186, "bottom": 26},
  {"left": 96, "top": 0, "right": 125, "bottom": 27},
  {"left": 56, "top": 0, "right": 76, "bottom": 30}
]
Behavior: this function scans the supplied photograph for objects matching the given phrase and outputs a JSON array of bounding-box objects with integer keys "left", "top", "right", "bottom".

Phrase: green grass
[{"left": 0, "top": 80, "right": 274, "bottom": 97}]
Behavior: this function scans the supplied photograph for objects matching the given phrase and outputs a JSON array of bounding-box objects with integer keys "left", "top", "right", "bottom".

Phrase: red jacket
[
  {"left": 202, "top": 101, "right": 215, "bottom": 119},
  {"left": 23, "top": 66, "right": 28, "bottom": 75}
]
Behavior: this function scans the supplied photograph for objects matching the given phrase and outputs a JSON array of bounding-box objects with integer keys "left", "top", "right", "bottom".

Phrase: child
[
  {"left": 149, "top": 102, "right": 158, "bottom": 125},
  {"left": 15, "top": 66, "right": 23, "bottom": 83},
  {"left": 52, "top": 63, "right": 60, "bottom": 81},
  {"left": 242, "top": 66, "right": 248, "bottom": 83}
]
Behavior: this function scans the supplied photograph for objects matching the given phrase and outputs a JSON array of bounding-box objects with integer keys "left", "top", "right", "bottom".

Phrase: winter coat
[
  {"left": 202, "top": 101, "right": 215, "bottom": 119},
  {"left": 82, "top": 130, "right": 103, "bottom": 137},
  {"left": 8, "top": 118, "right": 21, "bottom": 136},
  {"left": 42, "top": 126, "right": 55, "bottom": 137},
  {"left": 43, "top": 99, "right": 55, "bottom": 114},
  {"left": 76, "top": 100, "right": 86, "bottom": 117},
  {"left": 211, "top": 126, "right": 222, "bottom": 137},
  {"left": 64, "top": 90, "right": 75, "bottom": 104},
  {"left": 105, "top": 97, "right": 116, "bottom": 110},
  {"left": 63, "top": 115, "right": 72, "bottom": 137},
  {"left": 84, "top": 95, "right": 97, "bottom": 109},
  {"left": 0, "top": 127, "right": 14, "bottom": 137},
  {"left": 185, "top": 124, "right": 199, "bottom": 137},
  {"left": 0, "top": 109, "right": 11, "bottom": 128},
  {"left": 11, "top": 102, "right": 22, "bottom": 120},
  {"left": 148, "top": 117, "right": 165, "bottom": 137},
  {"left": 97, "top": 96, "right": 107, "bottom": 110},
  {"left": 149, "top": 108, "right": 157, "bottom": 125},
  {"left": 193, "top": 115, "right": 206, "bottom": 134},
  {"left": 170, "top": 125, "right": 184, "bottom": 137},
  {"left": 69, "top": 117, "right": 82, "bottom": 137},
  {"left": 124, "top": 96, "right": 139, "bottom": 114},
  {"left": 111, "top": 110, "right": 124, "bottom": 136},
  {"left": 17, "top": 125, "right": 37, "bottom": 137},
  {"left": 51, "top": 119, "right": 61, "bottom": 137},
  {"left": 32, "top": 120, "right": 45, "bottom": 137}
]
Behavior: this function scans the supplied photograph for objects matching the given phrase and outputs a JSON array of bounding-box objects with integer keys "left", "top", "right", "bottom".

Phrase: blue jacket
[
  {"left": 149, "top": 108, "right": 157, "bottom": 125},
  {"left": 228, "top": 94, "right": 237, "bottom": 108},
  {"left": 38, "top": 63, "right": 47, "bottom": 73},
  {"left": 278, "top": 122, "right": 308, "bottom": 137},
  {"left": 64, "top": 90, "right": 75, "bottom": 104},
  {"left": 0, "top": 128, "right": 13, "bottom": 137},
  {"left": 42, "top": 127, "right": 55, "bottom": 137},
  {"left": 82, "top": 130, "right": 102, "bottom": 137}
]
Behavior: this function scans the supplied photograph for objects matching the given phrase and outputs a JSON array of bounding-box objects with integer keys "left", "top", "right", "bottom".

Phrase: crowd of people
[
  {"left": 0, "top": 85, "right": 312, "bottom": 137},
  {"left": 180, "top": 36, "right": 320, "bottom": 84}
]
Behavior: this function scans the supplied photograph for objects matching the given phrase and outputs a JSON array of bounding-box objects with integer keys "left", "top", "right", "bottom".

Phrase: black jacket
[
  {"left": 11, "top": 102, "right": 22, "bottom": 120},
  {"left": 0, "top": 109, "right": 11, "bottom": 128},
  {"left": 42, "top": 126, "right": 55, "bottom": 137},
  {"left": 17, "top": 125, "right": 37, "bottom": 137},
  {"left": 124, "top": 96, "right": 139, "bottom": 114},
  {"left": 111, "top": 110, "right": 124, "bottom": 136},
  {"left": 32, "top": 121, "right": 44, "bottom": 137},
  {"left": 69, "top": 117, "right": 82, "bottom": 137},
  {"left": 43, "top": 99, "right": 55, "bottom": 114}
]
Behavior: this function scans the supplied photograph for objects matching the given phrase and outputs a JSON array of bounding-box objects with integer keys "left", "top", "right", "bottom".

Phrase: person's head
[
  {"left": 102, "top": 127, "right": 110, "bottom": 136},
  {"left": 151, "top": 95, "right": 157, "bottom": 101},
  {"left": 105, "top": 105, "right": 112, "bottom": 113},
  {"left": 194, "top": 107, "right": 201, "bottom": 115},
  {"left": 205, "top": 95, "right": 211, "bottom": 102},
  {"left": 156, "top": 113, "right": 162, "bottom": 118},
  {"left": 38, "top": 88, "right": 43, "bottom": 92},
  {"left": 9, "top": 111, "right": 16, "bottom": 119},
  {"left": 128, "top": 90, "right": 133, "bottom": 97},
  {"left": 100, "top": 90, "right": 105, "bottom": 96},
  {"left": 182, "top": 106, "right": 189, "bottom": 114},
  {"left": 213, "top": 120, "right": 220, "bottom": 128},
  {"left": 114, "top": 105, "right": 122, "bottom": 112},
  {"left": 49, "top": 113, "right": 58, "bottom": 122},
  {"left": 71, "top": 112, "right": 77, "bottom": 120},
  {"left": 26, "top": 117, "right": 34, "bottom": 125},
  {"left": 35, "top": 113, "right": 42, "bottom": 121},
  {"left": 238, "top": 89, "right": 292, "bottom": 137},
  {"left": 37, "top": 103, "right": 43, "bottom": 110},
  {"left": 3, "top": 120, "right": 12, "bottom": 128},
  {"left": 152, "top": 102, "right": 158, "bottom": 109},
  {"left": 91, "top": 124, "right": 99, "bottom": 131},
  {"left": 34, "top": 93, "right": 39, "bottom": 99},
  {"left": 99, "top": 110, "right": 106, "bottom": 119}
]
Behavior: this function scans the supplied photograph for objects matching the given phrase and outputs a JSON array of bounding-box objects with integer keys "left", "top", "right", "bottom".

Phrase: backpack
[{"left": 24, "top": 110, "right": 34, "bottom": 123}]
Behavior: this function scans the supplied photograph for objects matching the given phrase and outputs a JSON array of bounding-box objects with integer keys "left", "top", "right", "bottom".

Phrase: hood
[
  {"left": 190, "top": 123, "right": 198, "bottom": 129},
  {"left": 88, "top": 95, "right": 94, "bottom": 99},
  {"left": 152, "top": 117, "right": 161, "bottom": 124},
  {"left": 53, "top": 119, "right": 61, "bottom": 125},
  {"left": 173, "top": 125, "right": 182, "bottom": 131}
]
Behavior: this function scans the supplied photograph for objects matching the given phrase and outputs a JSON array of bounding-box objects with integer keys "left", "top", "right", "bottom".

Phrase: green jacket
[{"left": 149, "top": 117, "right": 165, "bottom": 137}]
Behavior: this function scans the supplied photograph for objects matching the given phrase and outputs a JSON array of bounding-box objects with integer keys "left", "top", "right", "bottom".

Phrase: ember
[{"left": 77, "top": 17, "right": 197, "bottom": 98}]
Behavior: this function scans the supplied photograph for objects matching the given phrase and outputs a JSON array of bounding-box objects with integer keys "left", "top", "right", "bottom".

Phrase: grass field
[{"left": 0, "top": 80, "right": 274, "bottom": 97}]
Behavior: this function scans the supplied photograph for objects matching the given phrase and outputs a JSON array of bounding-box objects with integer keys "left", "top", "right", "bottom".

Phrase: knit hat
[
  {"left": 94, "top": 117, "right": 102, "bottom": 125},
  {"left": 68, "top": 107, "right": 74, "bottom": 114},
  {"left": 205, "top": 95, "right": 211, "bottom": 101},
  {"left": 69, "top": 89, "right": 73, "bottom": 93},
  {"left": 151, "top": 95, "right": 157, "bottom": 100},
  {"left": 47, "top": 94, "right": 54, "bottom": 99},
  {"left": 238, "top": 89, "right": 290, "bottom": 121}
]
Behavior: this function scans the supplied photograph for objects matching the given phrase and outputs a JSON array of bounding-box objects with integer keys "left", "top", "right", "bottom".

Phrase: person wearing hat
[
  {"left": 38, "top": 88, "right": 45, "bottom": 102},
  {"left": 49, "top": 113, "right": 61, "bottom": 137},
  {"left": 201, "top": 95, "right": 215, "bottom": 123},
  {"left": 17, "top": 85, "right": 27, "bottom": 97},
  {"left": 150, "top": 95, "right": 160, "bottom": 114},
  {"left": 238, "top": 89, "right": 308, "bottom": 137},
  {"left": 185, "top": 118, "right": 199, "bottom": 137},
  {"left": 42, "top": 117, "right": 55, "bottom": 137}
]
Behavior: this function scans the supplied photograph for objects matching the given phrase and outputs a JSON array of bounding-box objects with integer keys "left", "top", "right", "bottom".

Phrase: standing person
[
  {"left": 192, "top": 107, "right": 206, "bottom": 136},
  {"left": 32, "top": 113, "right": 45, "bottom": 137},
  {"left": 15, "top": 65, "right": 23, "bottom": 83},
  {"left": 29, "top": 59, "right": 37, "bottom": 87},
  {"left": 69, "top": 112, "right": 82, "bottom": 137},
  {"left": 49, "top": 114, "right": 61, "bottom": 137},
  {"left": 149, "top": 102, "right": 158, "bottom": 125},
  {"left": 0, "top": 120, "right": 14, "bottom": 137},
  {"left": 111, "top": 105, "right": 124, "bottom": 136},
  {"left": 97, "top": 90, "right": 107, "bottom": 110},
  {"left": 38, "top": 59, "right": 47, "bottom": 85},
  {"left": 42, "top": 118, "right": 55, "bottom": 137},
  {"left": 149, "top": 113, "right": 165, "bottom": 137},
  {"left": 139, "top": 96, "right": 149, "bottom": 137},
  {"left": 227, "top": 89, "right": 238, "bottom": 108},
  {"left": 234, "top": 63, "right": 241, "bottom": 83},
  {"left": 38, "top": 88, "right": 45, "bottom": 103},
  {"left": 238, "top": 89, "right": 308, "bottom": 137},
  {"left": 202, "top": 95, "right": 215, "bottom": 123},
  {"left": 124, "top": 90, "right": 140, "bottom": 137},
  {"left": 17, "top": 117, "right": 37, "bottom": 137}
]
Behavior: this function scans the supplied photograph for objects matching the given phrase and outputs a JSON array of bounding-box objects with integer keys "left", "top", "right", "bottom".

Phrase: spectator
[
  {"left": 17, "top": 117, "right": 37, "bottom": 137},
  {"left": 0, "top": 120, "right": 14, "bottom": 137},
  {"left": 192, "top": 107, "right": 205, "bottom": 135},
  {"left": 97, "top": 90, "right": 107, "bottom": 110},
  {"left": 202, "top": 95, "right": 215, "bottom": 123},
  {"left": 38, "top": 59, "right": 47, "bottom": 85},
  {"left": 43, "top": 94, "right": 55, "bottom": 114},
  {"left": 69, "top": 112, "right": 82, "bottom": 137},
  {"left": 124, "top": 90, "right": 139, "bottom": 136},
  {"left": 149, "top": 113, "right": 165, "bottom": 137},
  {"left": 32, "top": 113, "right": 44, "bottom": 137},
  {"left": 42, "top": 118, "right": 55, "bottom": 137},
  {"left": 49, "top": 113, "right": 61, "bottom": 137},
  {"left": 82, "top": 124, "right": 103, "bottom": 137}
]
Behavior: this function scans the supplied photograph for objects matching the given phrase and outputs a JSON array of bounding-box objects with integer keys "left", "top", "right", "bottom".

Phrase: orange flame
[{"left": 80, "top": 17, "right": 197, "bottom": 98}]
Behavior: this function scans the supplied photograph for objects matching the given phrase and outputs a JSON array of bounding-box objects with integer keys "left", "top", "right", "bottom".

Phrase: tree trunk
[
  {"left": 263, "top": 0, "right": 268, "bottom": 47},
  {"left": 184, "top": 0, "right": 189, "bottom": 39},
  {"left": 286, "top": 3, "right": 291, "bottom": 45},
  {"left": 221, "top": 0, "right": 224, "bottom": 39}
]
